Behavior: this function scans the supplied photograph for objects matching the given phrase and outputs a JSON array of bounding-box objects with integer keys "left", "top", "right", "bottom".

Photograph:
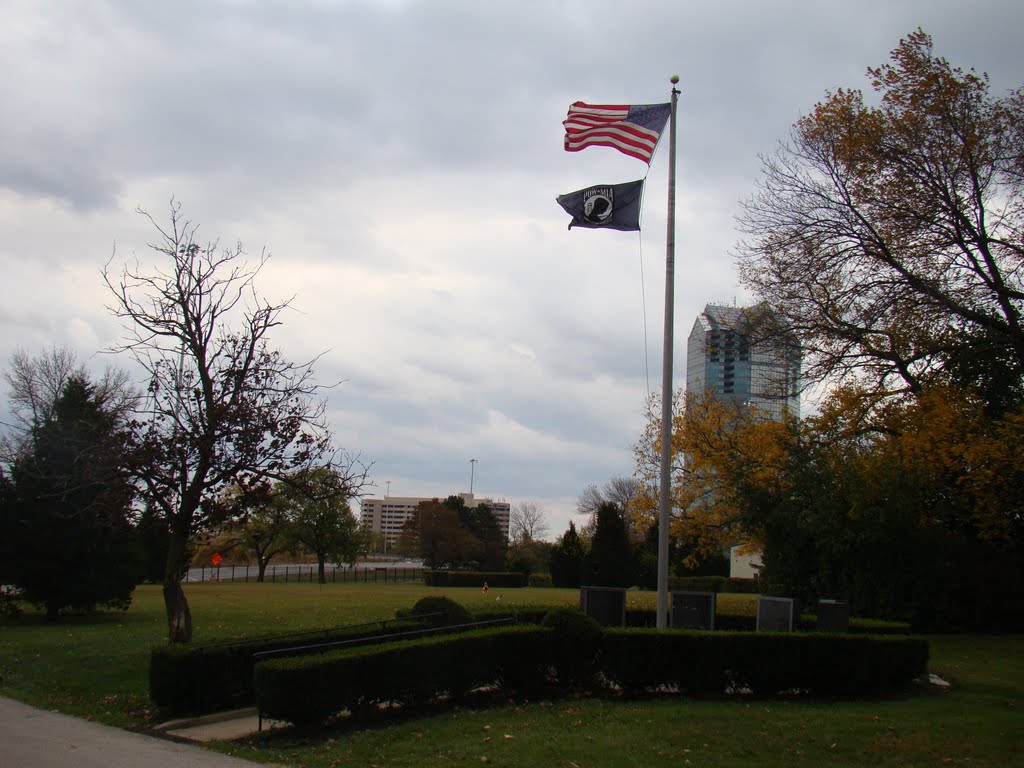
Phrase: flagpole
[{"left": 657, "top": 75, "right": 680, "bottom": 629}]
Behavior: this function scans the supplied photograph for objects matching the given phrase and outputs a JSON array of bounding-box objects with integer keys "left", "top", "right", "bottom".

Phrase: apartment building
[{"left": 359, "top": 492, "right": 511, "bottom": 549}]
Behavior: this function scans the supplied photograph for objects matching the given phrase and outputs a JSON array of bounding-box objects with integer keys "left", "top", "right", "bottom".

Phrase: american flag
[{"left": 563, "top": 101, "right": 671, "bottom": 164}]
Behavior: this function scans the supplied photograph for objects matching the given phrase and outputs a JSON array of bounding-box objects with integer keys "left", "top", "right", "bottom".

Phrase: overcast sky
[{"left": 2, "top": 0, "right": 1022, "bottom": 539}]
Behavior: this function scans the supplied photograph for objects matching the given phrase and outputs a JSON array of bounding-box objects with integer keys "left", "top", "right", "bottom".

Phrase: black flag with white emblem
[{"left": 556, "top": 179, "right": 644, "bottom": 231}]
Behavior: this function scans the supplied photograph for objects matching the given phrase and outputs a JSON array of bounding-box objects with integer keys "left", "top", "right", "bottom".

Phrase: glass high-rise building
[{"left": 686, "top": 303, "right": 800, "bottom": 419}]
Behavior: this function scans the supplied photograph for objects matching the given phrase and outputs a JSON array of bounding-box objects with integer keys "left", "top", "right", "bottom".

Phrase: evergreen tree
[
  {"left": 549, "top": 522, "right": 586, "bottom": 588},
  {"left": 3, "top": 376, "right": 140, "bottom": 618},
  {"left": 586, "top": 502, "right": 635, "bottom": 587}
]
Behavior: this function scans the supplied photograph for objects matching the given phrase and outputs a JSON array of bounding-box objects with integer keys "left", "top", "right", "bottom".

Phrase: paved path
[{"left": 0, "top": 697, "right": 271, "bottom": 768}]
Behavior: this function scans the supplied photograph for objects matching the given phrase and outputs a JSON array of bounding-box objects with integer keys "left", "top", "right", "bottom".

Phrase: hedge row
[
  {"left": 601, "top": 630, "right": 928, "bottom": 696},
  {"left": 618, "top": 608, "right": 910, "bottom": 634},
  {"left": 150, "top": 617, "right": 439, "bottom": 714},
  {"left": 152, "top": 601, "right": 911, "bottom": 715},
  {"left": 473, "top": 606, "right": 910, "bottom": 634},
  {"left": 423, "top": 571, "right": 526, "bottom": 588},
  {"left": 254, "top": 625, "right": 928, "bottom": 726},
  {"left": 254, "top": 626, "right": 551, "bottom": 726},
  {"left": 669, "top": 576, "right": 760, "bottom": 593}
]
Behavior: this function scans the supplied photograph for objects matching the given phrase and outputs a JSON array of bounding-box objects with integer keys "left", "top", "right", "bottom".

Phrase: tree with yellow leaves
[
  {"left": 633, "top": 382, "right": 1024, "bottom": 628},
  {"left": 632, "top": 389, "right": 797, "bottom": 569}
]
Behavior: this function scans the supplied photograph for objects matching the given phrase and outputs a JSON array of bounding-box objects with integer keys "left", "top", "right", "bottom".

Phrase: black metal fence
[{"left": 183, "top": 564, "right": 426, "bottom": 584}]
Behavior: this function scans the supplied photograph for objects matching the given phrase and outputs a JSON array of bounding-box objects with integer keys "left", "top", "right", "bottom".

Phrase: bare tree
[
  {"left": 104, "top": 202, "right": 369, "bottom": 643},
  {"left": 576, "top": 484, "right": 604, "bottom": 523},
  {"left": 2, "top": 346, "right": 136, "bottom": 461},
  {"left": 577, "top": 477, "right": 640, "bottom": 518},
  {"left": 576, "top": 476, "right": 642, "bottom": 538},
  {"left": 509, "top": 501, "right": 549, "bottom": 545}
]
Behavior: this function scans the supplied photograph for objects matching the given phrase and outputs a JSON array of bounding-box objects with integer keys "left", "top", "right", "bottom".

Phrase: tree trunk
[
  {"left": 257, "top": 556, "right": 268, "bottom": 583},
  {"left": 163, "top": 523, "right": 193, "bottom": 644},
  {"left": 317, "top": 555, "right": 327, "bottom": 584},
  {"left": 163, "top": 577, "right": 193, "bottom": 644}
]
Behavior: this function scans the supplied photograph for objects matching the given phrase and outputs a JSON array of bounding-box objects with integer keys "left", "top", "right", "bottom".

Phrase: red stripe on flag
[{"left": 562, "top": 101, "right": 664, "bottom": 163}]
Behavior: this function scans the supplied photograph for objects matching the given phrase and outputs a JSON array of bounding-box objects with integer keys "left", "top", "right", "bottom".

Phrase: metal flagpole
[{"left": 657, "top": 75, "right": 680, "bottom": 629}]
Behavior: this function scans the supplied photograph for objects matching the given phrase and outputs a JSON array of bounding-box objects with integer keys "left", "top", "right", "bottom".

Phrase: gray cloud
[{"left": 2, "top": 0, "right": 1023, "bottom": 536}]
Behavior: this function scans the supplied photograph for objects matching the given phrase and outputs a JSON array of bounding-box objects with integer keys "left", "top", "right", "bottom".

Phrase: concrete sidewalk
[
  {"left": 157, "top": 707, "right": 286, "bottom": 742},
  {"left": 0, "top": 696, "right": 272, "bottom": 768}
]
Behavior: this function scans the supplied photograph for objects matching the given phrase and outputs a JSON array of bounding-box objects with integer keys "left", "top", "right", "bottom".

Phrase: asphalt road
[{"left": 0, "top": 697, "right": 268, "bottom": 768}]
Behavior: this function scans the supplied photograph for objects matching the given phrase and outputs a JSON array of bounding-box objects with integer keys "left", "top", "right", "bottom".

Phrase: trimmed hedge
[
  {"left": 624, "top": 608, "right": 911, "bottom": 634},
  {"left": 601, "top": 629, "right": 928, "bottom": 697},
  {"left": 424, "top": 571, "right": 526, "bottom": 588},
  {"left": 669, "top": 576, "right": 760, "bottom": 593},
  {"left": 254, "top": 621, "right": 929, "bottom": 727},
  {"left": 472, "top": 606, "right": 554, "bottom": 625},
  {"left": 151, "top": 617, "right": 439, "bottom": 714},
  {"left": 155, "top": 597, "right": 914, "bottom": 717},
  {"left": 473, "top": 604, "right": 911, "bottom": 634},
  {"left": 254, "top": 626, "right": 552, "bottom": 726}
]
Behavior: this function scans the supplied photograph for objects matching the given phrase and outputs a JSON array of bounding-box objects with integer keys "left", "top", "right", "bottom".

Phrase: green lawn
[{"left": 1, "top": 582, "right": 1021, "bottom": 767}]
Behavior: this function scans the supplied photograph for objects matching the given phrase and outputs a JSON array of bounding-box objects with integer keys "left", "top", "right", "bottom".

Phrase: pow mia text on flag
[{"left": 556, "top": 179, "right": 644, "bottom": 231}]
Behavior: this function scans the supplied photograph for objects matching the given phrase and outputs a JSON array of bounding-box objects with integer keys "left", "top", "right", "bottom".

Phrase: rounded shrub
[
  {"left": 408, "top": 596, "right": 471, "bottom": 626},
  {"left": 541, "top": 606, "right": 603, "bottom": 688}
]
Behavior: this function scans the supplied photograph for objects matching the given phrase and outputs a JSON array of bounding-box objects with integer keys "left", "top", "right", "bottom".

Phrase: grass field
[{"left": 1, "top": 582, "right": 1021, "bottom": 767}]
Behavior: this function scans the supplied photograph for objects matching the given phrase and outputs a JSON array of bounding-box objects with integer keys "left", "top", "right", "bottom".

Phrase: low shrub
[
  {"left": 0, "top": 586, "right": 23, "bottom": 618},
  {"left": 541, "top": 607, "right": 603, "bottom": 687},
  {"left": 405, "top": 596, "right": 472, "bottom": 625}
]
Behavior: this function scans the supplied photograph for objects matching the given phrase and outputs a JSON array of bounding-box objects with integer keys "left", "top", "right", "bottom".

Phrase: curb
[{"left": 154, "top": 707, "right": 260, "bottom": 732}]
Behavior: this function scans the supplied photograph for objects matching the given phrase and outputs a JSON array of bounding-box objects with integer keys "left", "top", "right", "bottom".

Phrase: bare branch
[
  {"left": 104, "top": 202, "right": 371, "bottom": 643},
  {"left": 736, "top": 32, "right": 1024, "bottom": 404}
]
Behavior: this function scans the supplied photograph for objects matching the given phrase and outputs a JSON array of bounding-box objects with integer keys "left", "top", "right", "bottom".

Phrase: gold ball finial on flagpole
[{"left": 670, "top": 74, "right": 680, "bottom": 84}]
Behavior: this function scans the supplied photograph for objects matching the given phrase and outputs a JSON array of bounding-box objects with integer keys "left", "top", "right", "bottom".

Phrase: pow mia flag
[{"left": 556, "top": 179, "right": 644, "bottom": 231}]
